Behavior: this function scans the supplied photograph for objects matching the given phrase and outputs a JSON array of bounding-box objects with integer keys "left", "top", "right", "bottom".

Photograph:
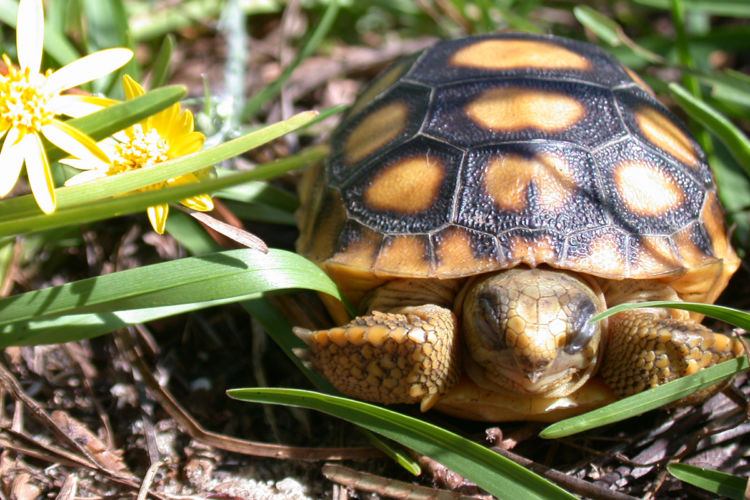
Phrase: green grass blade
[
  {"left": 540, "top": 357, "right": 748, "bottom": 438},
  {"left": 0, "top": 145, "right": 325, "bottom": 237},
  {"left": 216, "top": 179, "right": 299, "bottom": 212},
  {"left": 228, "top": 388, "right": 577, "bottom": 500},
  {"left": 691, "top": 69, "right": 750, "bottom": 109},
  {"left": 149, "top": 34, "right": 175, "bottom": 88},
  {"left": 669, "top": 83, "right": 750, "bottom": 177},
  {"left": 0, "top": 248, "right": 343, "bottom": 346},
  {"left": 58, "top": 110, "right": 319, "bottom": 203},
  {"left": 573, "top": 6, "right": 621, "bottom": 46},
  {"left": 242, "top": 0, "right": 340, "bottom": 120},
  {"left": 668, "top": 463, "right": 748, "bottom": 499},
  {"left": 590, "top": 300, "right": 750, "bottom": 331},
  {"left": 633, "top": 0, "right": 750, "bottom": 17}
]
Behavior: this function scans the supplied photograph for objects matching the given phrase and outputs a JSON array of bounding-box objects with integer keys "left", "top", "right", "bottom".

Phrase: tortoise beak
[{"left": 518, "top": 356, "right": 553, "bottom": 385}]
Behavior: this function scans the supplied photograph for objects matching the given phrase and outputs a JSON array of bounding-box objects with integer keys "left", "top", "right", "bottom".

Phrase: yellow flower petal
[
  {"left": 122, "top": 74, "right": 145, "bottom": 100},
  {"left": 148, "top": 102, "right": 179, "bottom": 134},
  {"left": 17, "top": 0, "right": 43, "bottom": 74},
  {"left": 147, "top": 204, "right": 169, "bottom": 234},
  {"left": 0, "top": 128, "right": 25, "bottom": 197},
  {"left": 50, "top": 95, "right": 118, "bottom": 118},
  {"left": 24, "top": 133, "right": 55, "bottom": 213},
  {"left": 45, "top": 48, "right": 133, "bottom": 93},
  {"left": 180, "top": 194, "right": 214, "bottom": 212},
  {"left": 42, "top": 120, "right": 110, "bottom": 164},
  {"left": 170, "top": 131, "right": 205, "bottom": 157}
]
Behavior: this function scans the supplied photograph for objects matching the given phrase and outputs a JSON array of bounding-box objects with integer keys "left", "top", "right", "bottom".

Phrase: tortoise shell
[{"left": 297, "top": 32, "right": 738, "bottom": 309}]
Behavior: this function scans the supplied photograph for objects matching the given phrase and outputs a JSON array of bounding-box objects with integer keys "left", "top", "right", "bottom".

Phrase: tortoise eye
[
  {"left": 565, "top": 297, "right": 598, "bottom": 354},
  {"left": 476, "top": 293, "right": 507, "bottom": 351}
]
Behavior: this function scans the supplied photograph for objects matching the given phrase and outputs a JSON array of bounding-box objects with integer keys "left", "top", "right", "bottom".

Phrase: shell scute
[{"left": 424, "top": 79, "right": 625, "bottom": 150}]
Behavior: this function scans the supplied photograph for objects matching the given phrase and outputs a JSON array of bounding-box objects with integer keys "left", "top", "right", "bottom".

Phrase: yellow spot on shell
[
  {"left": 625, "top": 67, "right": 655, "bottom": 96},
  {"left": 614, "top": 162, "right": 684, "bottom": 216},
  {"left": 635, "top": 107, "right": 699, "bottom": 168},
  {"left": 348, "top": 59, "right": 412, "bottom": 117},
  {"left": 364, "top": 155, "right": 444, "bottom": 214},
  {"left": 375, "top": 235, "right": 432, "bottom": 275},
  {"left": 433, "top": 227, "right": 496, "bottom": 276},
  {"left": 465, "top": 87, "right": 586, "bottom": 132},
  {"left": 344, "top": 101, "right": 408, "bottom": 164},
  {"left": 508, "top": 234, "right": 558, "bottom": 268},
  {"left": 566, "top": 232, "right": 626, "bottom": 277},
  {"left": 450, "top": 39, "right": 591, "bottom": 71},
  {"left": 484, "top": 153, "right": 575, "bottom": 211}
]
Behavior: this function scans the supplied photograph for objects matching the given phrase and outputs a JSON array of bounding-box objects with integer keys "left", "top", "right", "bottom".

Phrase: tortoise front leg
[
  {"left": 600, "top": 310, "right": 745, "bottom": 404},
  {"left": 294, "top": 304, "right": 461, "bottom": 411}
]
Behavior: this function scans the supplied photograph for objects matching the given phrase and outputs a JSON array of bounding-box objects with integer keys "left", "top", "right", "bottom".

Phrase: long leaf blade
[
  {"left": 540, "top": 357, "right": 748, "bottom": 438},
  {"left": 228, "top": 388, "right": 577, "bottom": 500},
  {"left": 0, "top": 248, "right": 342, "bottom": 346},
  {"left": 668, "top": 463, "right": 747, "bottom": 499}
]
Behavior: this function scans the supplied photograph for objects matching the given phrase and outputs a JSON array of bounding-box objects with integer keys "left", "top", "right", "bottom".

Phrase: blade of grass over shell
[
  {"left": 669, "top": 83, "right": 750, "bottom": 177},
  {"left": 590, "top": 300, "right": 750, "bottom": 331},
  {"left": 242, "top": 0, "right": 339, "bottom": 120},
  {"left": 0, "top": 145, "right": 326, "bottom": 237},
  {"left": 540, "top": 356, "right": 749, "bottom": 438},
  {"left": 241, "top": 298, "right": 419, "bottom": 475},
  {"left": 667, "top": 463, "right": 748, "bottom": 499},
  {"left": 0, "top": 248, "right": 342, "bottom": 347},
  {"left": 228, "top": 388, "right": 577, "bottom": 500}
]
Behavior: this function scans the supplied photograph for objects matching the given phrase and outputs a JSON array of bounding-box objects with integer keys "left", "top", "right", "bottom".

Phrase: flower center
[
  {"left": 109, "top": 124, "right": 170, "bottom": 177},
  {"left": 0, "top": 55, "right": 55, "bottom": 135}
]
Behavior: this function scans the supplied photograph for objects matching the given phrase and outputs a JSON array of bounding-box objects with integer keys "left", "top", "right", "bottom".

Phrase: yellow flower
[
  {"left": 0, "top": 0, "right": 132, "bottom": 214},
  {"left": 0, "top": 0, "right": 133, "bottom": 213},
  {"left": 64, "top": 75, "right": 214, "bottom": 234}
]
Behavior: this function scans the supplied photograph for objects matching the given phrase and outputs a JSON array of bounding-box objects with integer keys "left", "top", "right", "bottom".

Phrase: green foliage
[
  {"left": 228, "top": 388, "right": 577, "bottom": 500},
  {"left": 668, "top": 463, "right": 748, "bottom": 499}
]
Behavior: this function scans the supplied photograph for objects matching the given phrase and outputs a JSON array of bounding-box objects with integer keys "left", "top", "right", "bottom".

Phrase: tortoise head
[{"left": 462, "top": 268, "right": 606, "bottom": 398}]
